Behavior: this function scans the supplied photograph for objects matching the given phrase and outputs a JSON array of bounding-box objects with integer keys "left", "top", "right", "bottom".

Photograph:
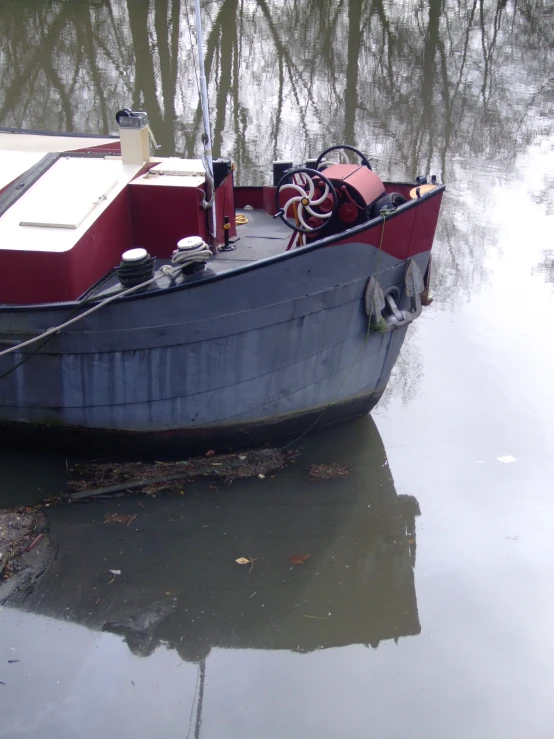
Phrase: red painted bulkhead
[
  {"left": 128, "top": 170, "right": 236, "bottom": 258},
  {"left": 0, "top": 170, "right": 236, "bottom": 305},
  {"left": 0, "top": 189, "right": 133, "bottom": 305},
  {"left": 72, "top": 141, "right": 122, "bottom": 155},
  {"left": 340, "top": 189, "right": 444, "bottom": 260},
  {"left": 234, "top": 183, "right": 444, "bottom": 262}
]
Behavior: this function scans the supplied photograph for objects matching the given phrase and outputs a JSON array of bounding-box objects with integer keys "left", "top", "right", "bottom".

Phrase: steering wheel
[
  {"left": 315, "top": 145, "right": 372, "bottom": 171},
  {"left": 274, "top": 167, "right": 338, "bottom": 234}
]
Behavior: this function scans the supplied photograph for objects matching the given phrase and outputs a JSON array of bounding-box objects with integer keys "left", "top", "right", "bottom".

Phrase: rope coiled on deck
[{"left": 160, "top": 239, "right": 212, "bottom": 280}]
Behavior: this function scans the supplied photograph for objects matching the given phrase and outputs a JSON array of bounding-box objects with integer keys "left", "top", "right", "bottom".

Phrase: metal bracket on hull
[{"left": 365, "top": 259, "right": 425, "bottom": 332}]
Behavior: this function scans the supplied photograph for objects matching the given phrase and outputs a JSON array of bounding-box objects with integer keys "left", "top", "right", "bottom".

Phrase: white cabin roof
[
  {"left": 0, "top": 156, "right": 141, "bottom": 253},
  {"left": 0, "top": 132, "right": 117, "bottom": 191}
]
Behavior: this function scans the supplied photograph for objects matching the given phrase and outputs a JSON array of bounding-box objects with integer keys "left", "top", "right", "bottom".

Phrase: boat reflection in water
[{"left": 12, "top": 416, "right": 421, "bottom": 663}]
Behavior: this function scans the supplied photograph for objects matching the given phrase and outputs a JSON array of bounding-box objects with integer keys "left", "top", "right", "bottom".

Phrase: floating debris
[
  {"left": 104, "top": 513, "right": 137, "bottom": 526},
  {"left": 308, "top": 463, "right": 351, "bottom": 481},
  {"left": 290, "top": 554, "right": 310, "bottom": 566},
  {"left": 24, "top": 533, "right": 44, "bottom": 552},
  {"left": 1, "top": 449, "right": 299, "bottom": 524},
  {"left": 236, "top": 556, "right": 258, "bottom": 573},
  {"left": 0, "top": 511, "right": 52, "bottom": 603},
  {"left": 497, "top": 455, "right": 517, "bottom": 464},
  {"left": 66, "top": 448, "right": 298, "bottom": 501}
]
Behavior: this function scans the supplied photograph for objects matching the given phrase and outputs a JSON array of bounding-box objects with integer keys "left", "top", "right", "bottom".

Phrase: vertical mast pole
[{"left": 193, "top": 0, "right": 218, "bottom": 245}]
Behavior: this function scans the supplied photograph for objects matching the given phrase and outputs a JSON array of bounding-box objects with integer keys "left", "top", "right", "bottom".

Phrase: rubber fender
[{"left": 371, "top": 192, "right": 407, "bottom": 219}]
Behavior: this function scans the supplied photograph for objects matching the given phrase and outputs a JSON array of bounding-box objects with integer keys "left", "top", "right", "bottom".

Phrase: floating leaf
[
  {"left": 290, "top": 554, "right": 310, "bottom": 566},
  {"left": 236, "top": 556, "right": 258, "bottom": 572}
]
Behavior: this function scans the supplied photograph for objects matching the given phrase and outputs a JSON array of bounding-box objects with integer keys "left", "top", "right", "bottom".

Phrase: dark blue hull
[{"left": 0, "top": 240, "right": 427, "bottom": 453}]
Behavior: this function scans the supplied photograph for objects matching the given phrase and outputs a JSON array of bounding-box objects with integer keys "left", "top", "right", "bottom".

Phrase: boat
[{"left": 0, "top": 4, "right": 444, "bottom": 454}]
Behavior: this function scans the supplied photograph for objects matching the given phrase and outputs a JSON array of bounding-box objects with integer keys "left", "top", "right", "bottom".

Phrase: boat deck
[
  {"left": 84, "top": 207, "right": 295, "bottom": 302},
  {"left": 212, "top": 208, "right": 292, "bottom": 271}
]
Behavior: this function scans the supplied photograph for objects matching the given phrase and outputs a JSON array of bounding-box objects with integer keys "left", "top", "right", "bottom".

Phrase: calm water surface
[{"left": 1, "top": 1, "right": 554, "bottom": 737}]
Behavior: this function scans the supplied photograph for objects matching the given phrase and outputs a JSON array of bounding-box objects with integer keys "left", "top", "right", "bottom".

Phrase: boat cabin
[{"left": 0, "top": 116, "right": 442, "bottom": 307}]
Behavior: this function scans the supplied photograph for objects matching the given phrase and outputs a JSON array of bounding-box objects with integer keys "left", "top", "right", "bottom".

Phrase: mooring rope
[
  {"left": 160, "top": 239, "right": 212, "bottom": 280},
  {"left": 0, "top": 245, "right": 212, "bottom": 359}
]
